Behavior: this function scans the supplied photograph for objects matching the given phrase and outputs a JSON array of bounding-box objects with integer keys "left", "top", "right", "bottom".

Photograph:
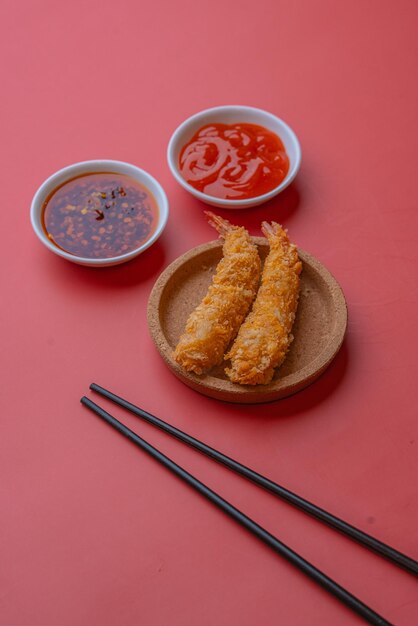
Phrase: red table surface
[{"left": 1, "top": 1, "right": 417, "bottom": 625}]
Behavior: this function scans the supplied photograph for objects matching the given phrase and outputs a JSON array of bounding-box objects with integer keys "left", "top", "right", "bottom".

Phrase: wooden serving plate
[{"left": 147, "top": 238, "right": 347, "bottom": 403}]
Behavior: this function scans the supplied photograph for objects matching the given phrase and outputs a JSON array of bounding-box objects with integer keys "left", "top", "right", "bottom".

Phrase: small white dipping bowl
[
  {"left": 30, "top": 160, "right": 169, "bottom": 267},
  {"left": 167, "top": 105, "right": 301, "bottom": 209}
]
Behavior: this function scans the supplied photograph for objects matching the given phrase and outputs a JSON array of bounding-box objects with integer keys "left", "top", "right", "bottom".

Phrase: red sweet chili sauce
[
  {"left": 179, "top": 123, "right": 289, "bottom": 200},
  {"left": 42, "top": 173, "right": 159, "bottom": 259}
]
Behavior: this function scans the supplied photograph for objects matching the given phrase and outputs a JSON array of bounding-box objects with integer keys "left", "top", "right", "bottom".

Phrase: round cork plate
[{"left": 147, "top": 238, "right": 347, "bottom": 403}]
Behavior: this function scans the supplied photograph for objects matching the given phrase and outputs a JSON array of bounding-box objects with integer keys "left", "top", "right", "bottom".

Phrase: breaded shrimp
[
  {"left": 173, "top": 212, "right": 261, "bottom": 375},
  {"left": 225, "top": 222, "right": 302, "bottom": 385}
]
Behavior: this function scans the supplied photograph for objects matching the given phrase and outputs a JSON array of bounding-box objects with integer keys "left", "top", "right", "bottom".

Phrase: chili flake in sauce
[
  {"left": 42, "top": 173, "right": 159, "bottom": 259},
  {"left": 179, "top": 123, "right": 289, "bottom": 200}
]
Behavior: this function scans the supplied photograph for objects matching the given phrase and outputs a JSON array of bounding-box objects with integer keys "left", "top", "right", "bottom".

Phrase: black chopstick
[
  {"left": 89, "top": 383, "right": 418, "bottom": 577},
  {"left": 81, "top": 396, "right": 391, "bottom": 626}
]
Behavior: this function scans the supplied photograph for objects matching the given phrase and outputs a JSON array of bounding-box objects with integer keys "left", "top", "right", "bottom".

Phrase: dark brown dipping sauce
[{"left": 42, "top": 172, "right": 159, "bottom": 259}]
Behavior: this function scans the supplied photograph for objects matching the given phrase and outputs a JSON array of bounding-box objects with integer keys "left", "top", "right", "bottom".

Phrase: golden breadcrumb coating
[
  {"left": 173, "top": 212, "right": 261, "bottom": 374},
  {"left": 225, "top": 222, "right": 302, "bottom": 385}
]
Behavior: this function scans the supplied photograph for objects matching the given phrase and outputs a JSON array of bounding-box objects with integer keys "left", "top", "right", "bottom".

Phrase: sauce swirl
[
  {"left": 179, "top": 123, "right": 289, "bottom": 200},
  {"left": 42, "top": 173, "right": 159, "bottom": 259}
]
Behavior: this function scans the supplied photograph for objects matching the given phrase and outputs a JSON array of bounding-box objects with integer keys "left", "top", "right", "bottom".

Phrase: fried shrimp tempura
[
  {"left": 173, "top": 212, "right": 261, "bottom": 375},
  {"left": 225, "top": 222, "right": 302, "bottom": 385}
]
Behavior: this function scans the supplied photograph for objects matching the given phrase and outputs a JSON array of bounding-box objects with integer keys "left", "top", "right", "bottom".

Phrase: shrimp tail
[
  {"left": 205, "top": 210, "right": 233, "bottom": 238},
  {"left": 262, "top": 221, "right": 289, "bottom": 246},
  {"left": 261, "top": 221, "right": 276, "bottom": 238}
]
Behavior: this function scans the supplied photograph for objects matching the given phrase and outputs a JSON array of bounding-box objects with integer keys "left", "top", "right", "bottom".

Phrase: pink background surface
[{"left": 1, "top": 1, "right": 417, "bottom": 624}]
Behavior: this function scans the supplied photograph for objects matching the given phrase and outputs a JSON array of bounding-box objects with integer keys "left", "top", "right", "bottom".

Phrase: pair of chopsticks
[{"left": 81, "top": 384, "right": 417, "bottom": 626}]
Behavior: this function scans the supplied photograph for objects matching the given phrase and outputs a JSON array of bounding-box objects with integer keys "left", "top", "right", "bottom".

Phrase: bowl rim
[
  {"left": 30, "top": 159, "right": 169, "bottom": 266},
  {"left": 167, "top": 105, "right": 302, "bottom": 208}
]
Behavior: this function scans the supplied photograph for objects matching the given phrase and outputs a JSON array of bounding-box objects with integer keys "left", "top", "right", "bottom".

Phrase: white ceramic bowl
[
  {"left": 167, "top": 105, "right": 301, "bottom": 209},
  {"left": 30, "top": 160, "right": 169, "bottom": 267}
]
